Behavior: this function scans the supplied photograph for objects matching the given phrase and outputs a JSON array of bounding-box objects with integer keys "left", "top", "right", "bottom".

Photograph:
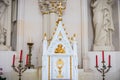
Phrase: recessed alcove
[{"left": 88, "top": 0, "right": 120, "bottom": 51}]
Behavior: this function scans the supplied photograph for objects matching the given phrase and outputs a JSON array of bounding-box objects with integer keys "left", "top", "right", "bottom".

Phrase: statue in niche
[
  {"left": 91, "top": 0, "right": 114, "bottom": 50},
  {"left": 0, "top": 0, "right": 10, "bottom": 50},
  {"left": 55, "top": 44, "right": 65, "bottom": 53}
]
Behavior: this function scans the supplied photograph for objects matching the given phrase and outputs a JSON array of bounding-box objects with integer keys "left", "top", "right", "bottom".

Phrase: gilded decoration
[
  {"left": 56, "top": 59, "right": 64, "bottom": 78},
  {"left": 38, "top": 0, "right": 67, "bottom": 15},
  {"left": 55, "top": 44, "right": 65, "bottom": 53},
  {"left": 48, "top": 56, "right": 50, "bottom": 80}
]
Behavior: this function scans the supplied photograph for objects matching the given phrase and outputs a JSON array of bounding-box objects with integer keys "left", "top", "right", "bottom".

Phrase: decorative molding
[{"left": 38, "top": 0, "right": 67, "bottom": 15}]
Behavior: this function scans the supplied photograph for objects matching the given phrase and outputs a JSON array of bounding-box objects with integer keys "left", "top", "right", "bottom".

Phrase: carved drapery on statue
[
  {"left": 0, "top": 0, "right": 11, "bottom": 51},
  {"left": 91, "top": 0, "right": 114, "bottom": 51}
]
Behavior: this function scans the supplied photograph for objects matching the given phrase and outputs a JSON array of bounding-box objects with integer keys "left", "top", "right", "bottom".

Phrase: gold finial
[
  {"left": 56, "top": 20, "right": 59, "bottom": 26},
  {"left": 44, "top": 33, "right": 47, "bottom": 39},
  {"left": 73, "top": 34, "right": 76, "bottom": 37},
  {"left": 53, "top": 32, "right": 55, "bottom": 35},
  {"left": 56, "top": 2, "right": 65, "bottom": 26},
  {"left": 57, "top": 2, "right": 65, "bottom": 17},
  {"left": 71, "top": 37, "right": 73, "bottom": 41}
]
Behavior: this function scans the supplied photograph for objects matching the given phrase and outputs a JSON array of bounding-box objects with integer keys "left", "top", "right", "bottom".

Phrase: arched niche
[{"left": 88, "top": 0, "right": 120, "bottom": 51}]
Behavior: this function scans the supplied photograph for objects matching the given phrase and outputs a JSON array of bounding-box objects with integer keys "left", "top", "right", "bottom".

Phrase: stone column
[
  {"left": 39, "top": 1, "right": 50, "bottom": 39},
  {"left": 49, "top": 1, "right": 58, "bottom": 38},
  {"left": 16, "top": 0, "right": 25, "bottom": 51},
  {"left": 81, "top": 0, "right": 89, "bottom": 71}
]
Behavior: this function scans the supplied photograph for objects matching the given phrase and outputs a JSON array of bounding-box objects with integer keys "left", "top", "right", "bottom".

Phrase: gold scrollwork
[{"left": 56, "top": 59, "right": 64, "bottom": 78}]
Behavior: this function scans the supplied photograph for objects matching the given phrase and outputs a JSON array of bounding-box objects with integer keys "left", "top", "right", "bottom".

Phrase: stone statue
[
  {"left": 91, "top": 0, "right": 114, "bottom": 50},
  {"left": 0, "top": 0, "right": 10, "bottom": 50}
]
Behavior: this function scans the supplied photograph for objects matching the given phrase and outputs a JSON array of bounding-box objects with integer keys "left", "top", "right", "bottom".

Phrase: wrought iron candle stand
[
  {"left": 95, "top": 61, "right": 111, "bottom": 80},
  {"left": 26, "top": 42, "right": 34, "bottom": 69},
  {"left": 12, "top": 60, "right": 27, "bottom": 80}
]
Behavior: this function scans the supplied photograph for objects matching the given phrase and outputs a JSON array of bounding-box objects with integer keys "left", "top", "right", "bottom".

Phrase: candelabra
[
  {"left": 12, "top": 60, "right": 27, "bottom": 80},
  {"left": 95, "top": 51, "right": 111, "bottom": 80},
  {"left": 95, "top": 61, "right": 111, "bottom": 80},
  {"left": 26, "top": 42, "right": 34, "bottom": 69}
]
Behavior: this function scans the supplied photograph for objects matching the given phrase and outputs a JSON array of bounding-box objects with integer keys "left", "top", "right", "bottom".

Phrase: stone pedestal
[
  {"left": 93, "top": 45, "right": 114, "bottom": 51},
  {"left": 78, "top": 69, "right": 95, "bottom": 80},
  {"left": 0, "top": 45, "right": 11, "bottom": 51}
]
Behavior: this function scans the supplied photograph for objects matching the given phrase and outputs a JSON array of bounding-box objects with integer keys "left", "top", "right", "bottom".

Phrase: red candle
[
  {"left": 108, "top": 55, "right": 111, "bottom": 66},
  {"left": 26, "top": 54, "right": 29, "bottom": 65},
  {"left": 20, "top": 50, "right": 23, "bottom": 61},
  {"left": 102, "top": 50, "right": 104, "bottom": 62},
  {"left": 96, "top": 55, "right": 98, "bottom": 67},
  {"left": 12, "top": 54, "right": 15, "bottom": 66}
]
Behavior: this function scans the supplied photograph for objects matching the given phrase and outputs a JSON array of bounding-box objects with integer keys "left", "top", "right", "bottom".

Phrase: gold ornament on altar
[
  {"left": 58, "top": 32, "right": 63, "bottom": 41},
  {"left": 56, "top": 59, "right": 64, "bottom": 78},
  {"left": 57, "top": 2, "right": 65, "bottom": 17},
  {"left": 56, "top": 2, "right": 65, "bottom": 25},
  {"left": 55, "top": 44, "right": 65, "bottom": 53}
]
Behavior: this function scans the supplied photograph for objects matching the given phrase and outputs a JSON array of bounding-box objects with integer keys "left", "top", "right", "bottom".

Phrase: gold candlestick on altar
[{"left": 26, "top": 42, "right": 34, "bottom": 69}]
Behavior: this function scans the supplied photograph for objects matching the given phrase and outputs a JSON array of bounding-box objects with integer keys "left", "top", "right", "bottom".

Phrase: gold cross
[{"left": 57, "top": 2, "right": 65, "bottom": 17}]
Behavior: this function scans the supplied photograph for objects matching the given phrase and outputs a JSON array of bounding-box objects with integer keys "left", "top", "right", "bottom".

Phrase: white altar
[{"left": 42, "top": 21, "right": 78, "bottom": 80}]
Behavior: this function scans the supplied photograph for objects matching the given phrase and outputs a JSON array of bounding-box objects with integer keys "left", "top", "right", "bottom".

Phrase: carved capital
[
  {"left": 48, "top": 1, "right": 58, "bottom": 13},
  {"left": 38, "top": 0, "right": 67, "bottom": 15},
  {"left": 39, "top": 1, "right": 49, "bottom": 14}
]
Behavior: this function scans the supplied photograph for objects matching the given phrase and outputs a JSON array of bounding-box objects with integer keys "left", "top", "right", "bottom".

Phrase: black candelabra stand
[
  {"left": 95, "top": 61, "right": 111, "bottom": 80},
  {"left": 12, "top": 60, "right": 27, "bottom": 80},
  {"left": 26, "top": 42, "right": 34, "bottom": 69},
  {"left": 95, "top": 51, "right": 111, "bottom": 80}
]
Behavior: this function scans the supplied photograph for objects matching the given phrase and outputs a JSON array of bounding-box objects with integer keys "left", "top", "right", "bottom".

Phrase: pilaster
[
  {"left": 16, "top": 0, "right": 25, "bottom": 51},
  {"left": 81, "top": 0, "right": 89, "bottom": 70}
]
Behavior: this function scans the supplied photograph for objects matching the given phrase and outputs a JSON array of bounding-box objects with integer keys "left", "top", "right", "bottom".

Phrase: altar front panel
[{"left": 50, "top": 55, "right": 72, "bottom": 80}]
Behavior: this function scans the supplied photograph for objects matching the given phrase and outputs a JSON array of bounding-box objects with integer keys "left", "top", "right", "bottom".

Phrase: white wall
[{"left": 0, "top": 51, "right": 15, "bottom": 80}]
